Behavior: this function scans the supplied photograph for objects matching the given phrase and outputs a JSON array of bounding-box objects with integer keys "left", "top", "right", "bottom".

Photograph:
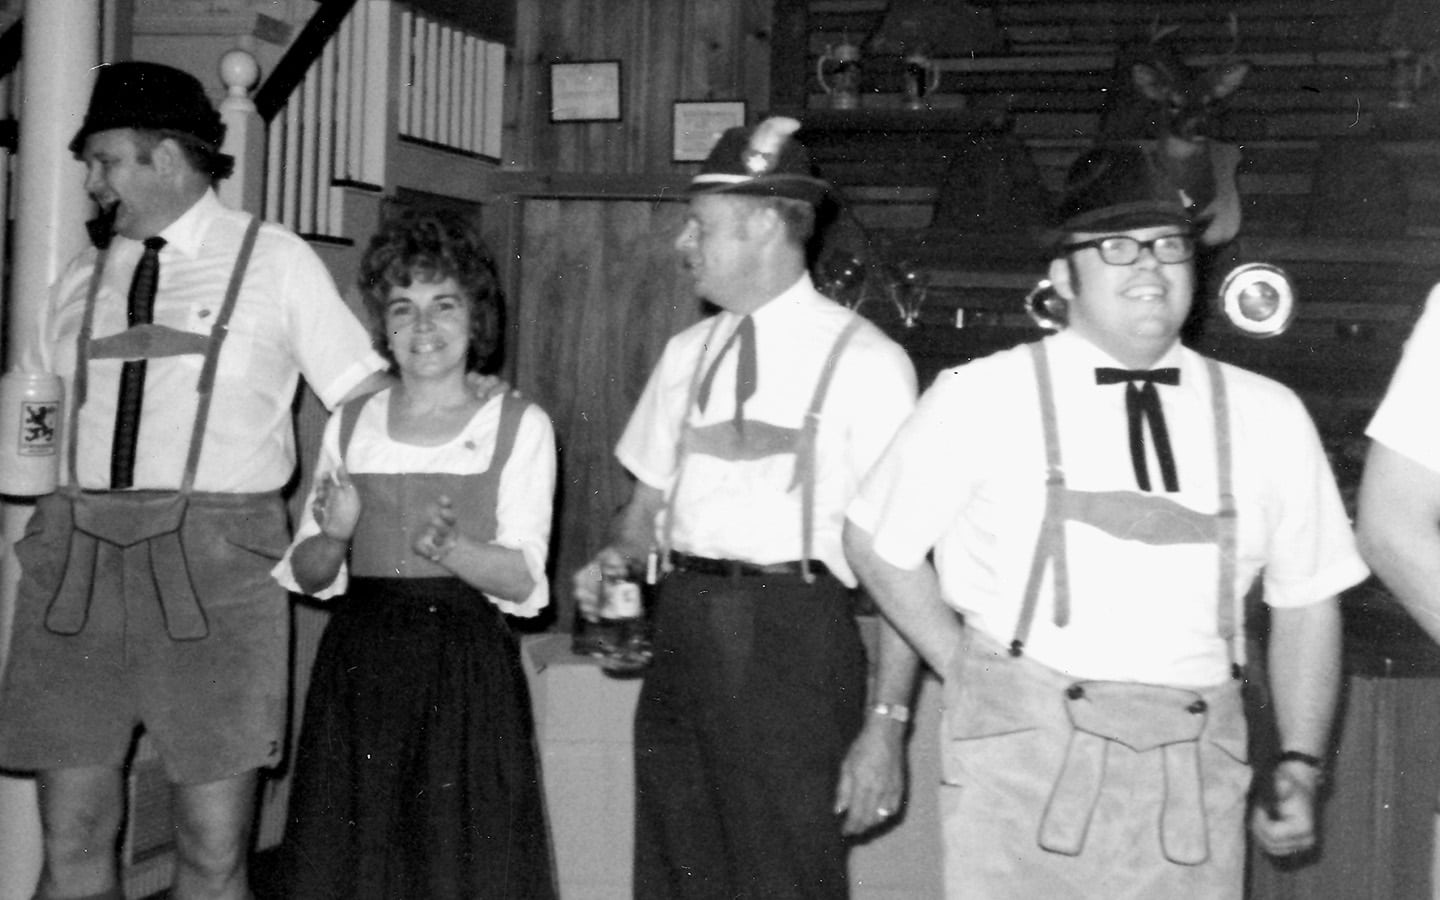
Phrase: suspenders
[
  {"left": 43, "top": 217, "right": 263, "bottom": 640},
  {"left": 68, "top": 216, "right": 263, "bottom": 494},
  {"left": 1014, "top": 341, "right": 1242, "bottom": 665},
  {"left": 661, "top": 313, "right": 864, "bottom": 582}
]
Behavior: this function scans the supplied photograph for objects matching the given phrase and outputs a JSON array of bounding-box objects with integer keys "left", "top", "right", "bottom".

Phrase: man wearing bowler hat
[
  {"left": 843, "top": 144, "right": 1367, "bottom": 898},
  {"left": 0, "top": 62, "right": 388, "bottom": 899},
  {"left": 572, "top": 116, "right": 921, "bottom": 898}
]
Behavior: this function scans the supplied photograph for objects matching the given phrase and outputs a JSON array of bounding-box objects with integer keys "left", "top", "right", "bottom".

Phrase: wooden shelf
[{"left": 777, "top": 107, "right": 1004, "bottom": 134}]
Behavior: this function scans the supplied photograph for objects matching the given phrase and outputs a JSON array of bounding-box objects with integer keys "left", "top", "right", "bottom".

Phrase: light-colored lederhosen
[
  {"left": 938, "top": 341, "right": 1252, "bottom": 900},
  {"left": 0, "top": 219, "right": 293, "bottom": 784}
]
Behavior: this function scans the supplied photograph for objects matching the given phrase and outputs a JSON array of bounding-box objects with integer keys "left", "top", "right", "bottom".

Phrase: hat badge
[
  {"left": 742, "top": 148, "right": 776, "bottom": 175},
  {"left": 741, "top": 116, "right": 802, "bottom": 177}
]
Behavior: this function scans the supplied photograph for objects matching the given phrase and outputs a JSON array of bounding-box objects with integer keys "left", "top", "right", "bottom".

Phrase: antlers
[
  {"left": 1095, "top": 14, "right": 1249, "bottom": 246},
  {"left": 1129, "top": 13, "right": 1249, "bottom": 143}
]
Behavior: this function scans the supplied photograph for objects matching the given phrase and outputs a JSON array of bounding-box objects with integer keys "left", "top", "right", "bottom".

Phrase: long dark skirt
[{"left": 284, "top": 577, "right": 556, "bottom": 900}]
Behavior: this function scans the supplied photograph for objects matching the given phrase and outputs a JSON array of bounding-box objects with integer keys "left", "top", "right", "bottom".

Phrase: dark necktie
[
  {"left": 1095, "top": 366, "right": 1180, "bottom": 493},
  {"left": 696, "top": 315, "right": 757, "bottom": 430},
  {"left": 110, "top": 236, "right": 166, "bottom": 489}
]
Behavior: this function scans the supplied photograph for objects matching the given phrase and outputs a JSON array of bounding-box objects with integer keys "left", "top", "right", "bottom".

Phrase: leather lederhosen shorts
[
  {"left": 0, "top": 489, "right": 290, "bottom": 784},
  {"left": 938, "top": 628, "right": 1252, "bottom": 900}
]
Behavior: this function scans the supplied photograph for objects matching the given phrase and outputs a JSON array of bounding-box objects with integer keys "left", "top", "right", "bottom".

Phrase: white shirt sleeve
[
  {"left": 615, "top": 334, "right": 691, "bottom": 490},
  {"left": 278, "top": 236, "right": 388, "bottom": 410},
  {"left": 831, "top": 328, "right": 918, "bottom": 486},
  {"left": 848, "top": 367, "right": 984, "bottom": 570},
  {"left": 1368, "top": 283, "right": 1440, "bottom": 473},
  {"left": 489, "top": 403, "right": 558, "bottom": 617},
  {"left": 1259, "top": 388, "right": 1371, "bottom": 608}
]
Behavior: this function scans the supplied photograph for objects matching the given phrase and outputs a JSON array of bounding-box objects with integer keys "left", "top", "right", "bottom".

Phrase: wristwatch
[
  {"left": 1276, "top": 749, "right": 1324, "bottom": 770},
  {"left": 1276, "top": 749, "right": 1327, "bottom": 787}
]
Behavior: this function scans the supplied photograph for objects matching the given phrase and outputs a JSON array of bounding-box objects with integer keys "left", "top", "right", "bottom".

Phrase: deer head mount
[
  {"left": 1101, "top": 16, "right": 1248, "bottom": 140},
  {"left": 1099, "top": 15, "right": 1249, "bottom": 246}
]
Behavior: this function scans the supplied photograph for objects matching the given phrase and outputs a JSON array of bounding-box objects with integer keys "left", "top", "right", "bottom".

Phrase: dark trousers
[{"left": 633, "top": 569, "right": 866, "bottom": 900}]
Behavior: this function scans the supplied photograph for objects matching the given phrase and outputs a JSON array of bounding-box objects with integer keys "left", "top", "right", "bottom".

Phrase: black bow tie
[
  {"left": 1094, "top": 367, "right": 1180, "bottom": 386},
  {"left": 1095, "top": 367, "right": 1180, "bottom": 493}
]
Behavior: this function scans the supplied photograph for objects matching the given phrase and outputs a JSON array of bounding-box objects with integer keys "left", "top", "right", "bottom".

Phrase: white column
[
  {"left": 217, "top": 47, "right": 263, "bottom": 215},
  {"left": 0, "top": 2, "right": 99, "bottom": 898}
]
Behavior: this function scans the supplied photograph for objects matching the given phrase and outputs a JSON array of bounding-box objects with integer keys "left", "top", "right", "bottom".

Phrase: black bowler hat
[
  {"left": 1047, "top": 144, "right": 1191, "bottom": 246},
  {"left": 688, "top": 116, "right": 829, "bottom": 206},
  {"left": 69, "top": 61, "right": 225, "bottom": 156}
]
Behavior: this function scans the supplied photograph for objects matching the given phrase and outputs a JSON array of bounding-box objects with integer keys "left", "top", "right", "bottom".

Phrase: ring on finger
[{"left": 877, "top": 807, "right": 892, "bottom": 817}]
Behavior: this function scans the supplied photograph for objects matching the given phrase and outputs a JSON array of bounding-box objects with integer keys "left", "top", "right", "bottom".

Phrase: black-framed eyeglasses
[{"left": 1063, "top": 234, "right": 1196, "bottom": 266}]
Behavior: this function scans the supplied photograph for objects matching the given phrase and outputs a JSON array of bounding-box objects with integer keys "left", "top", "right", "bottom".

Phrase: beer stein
[
  {"left": 0, "top": 371, "right": 63, "bottom": 495},
  {"left": 817, "top": 40, "right": 863, "bottom": 110},
  {"left": 902, "top": 48, "right": 942, "bottom": 110}
]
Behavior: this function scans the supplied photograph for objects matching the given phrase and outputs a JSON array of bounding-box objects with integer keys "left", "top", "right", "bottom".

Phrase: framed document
[
  {"left": 672, "top": 100, "right": 747, "bottom": 162},
  {"left": 549, "top": 61, "right": 622, "bottom": 122}
]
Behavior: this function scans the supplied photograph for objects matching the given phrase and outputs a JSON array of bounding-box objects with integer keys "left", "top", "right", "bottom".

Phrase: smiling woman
[
  {"left": 383, "top": 277, "right": 473, "bottom": 383},
  {"left": 359, "top": 211, "right": 503, "bottom": 376},
  {"left": 272, "top": 210, "right": 561, "bottom": 898}
]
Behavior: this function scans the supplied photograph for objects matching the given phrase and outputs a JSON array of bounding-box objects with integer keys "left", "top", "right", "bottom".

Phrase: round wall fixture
[{"left": 1216, "top": 262, "right": 1297, "bottom": 338}]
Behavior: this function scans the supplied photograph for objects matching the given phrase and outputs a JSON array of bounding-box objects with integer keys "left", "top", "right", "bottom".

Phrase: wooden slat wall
[
  {"left": 513, "top": 196, "right": 699, "bottom": 630},
  {"left": 506, "top": 0, "right": 774, "bottom": 174}
]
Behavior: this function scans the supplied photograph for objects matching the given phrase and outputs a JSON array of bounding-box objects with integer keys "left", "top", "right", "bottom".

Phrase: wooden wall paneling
[
  {"left": 693, "top": 0, "right": 739, "bottom": 99},
  {"left": 739, "top": 0, "right": 773, "bottom": 118},
  {"left": 772, "top": 0, "right": 808, "bottom": 111},
  {"left": 578, "top": 0, "right": 627, "bottom": 172},
  {"left": 627, "top": 0, "right": 664, "bottom": 173},
  {"left": 507, "top": 0, "right": 774, "bottom": 176},
  {"left": 503, "top": 0, "right": 545, "bottom": 170},
  {"left": 514, "top": 196, "right": 696, "bottom": 629}
]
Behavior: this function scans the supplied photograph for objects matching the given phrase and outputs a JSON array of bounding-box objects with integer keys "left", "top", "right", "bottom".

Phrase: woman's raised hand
[
  {"left": 314, "top": 464, "right": 362, "bottom": 541},
  {"left": 414, "top": 494, "right": 461, "bottom": 563}
]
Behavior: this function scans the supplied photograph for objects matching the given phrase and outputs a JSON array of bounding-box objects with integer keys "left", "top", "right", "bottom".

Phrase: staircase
[{"left": 796, "top": 0, "right": 1440, "bottom": 434}]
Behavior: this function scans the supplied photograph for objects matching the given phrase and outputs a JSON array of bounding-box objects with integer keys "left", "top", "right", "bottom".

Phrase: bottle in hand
[{"left": 597, "top": 549, "right": 657, "bottom": 677}]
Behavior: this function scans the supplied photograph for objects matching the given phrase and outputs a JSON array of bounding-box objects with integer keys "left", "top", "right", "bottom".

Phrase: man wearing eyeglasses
[{"left": 843, "top": 145, "right": 1366, "bottom": 898}]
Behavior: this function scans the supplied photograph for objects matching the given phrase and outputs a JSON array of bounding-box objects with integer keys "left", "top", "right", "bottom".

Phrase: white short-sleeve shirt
[
  {"left": 616, "top": 275, "right": 917, "bottom": 587},
  {"left": 1368, "top": 283, "right": 1440, "bottom": 472},
  {"left": 39, "top": 190, "right": 386, "bottom": 492},
  {"left": 849, "top": 330, "right": 1368, "bottom": 685}
]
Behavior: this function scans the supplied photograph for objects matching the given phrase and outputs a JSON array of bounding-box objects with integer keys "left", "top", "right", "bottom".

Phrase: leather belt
[{"left": 668, "top": 551, "right": 829, "bottom": 579}]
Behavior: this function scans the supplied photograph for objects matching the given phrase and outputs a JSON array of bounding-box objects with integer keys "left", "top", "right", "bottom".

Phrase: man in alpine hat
[
  {"left": 844, "top": 144, "right": 1366, "bottom": 898},
  {"left": 573, "top": 116, "right": 921, "bottom": 899}
]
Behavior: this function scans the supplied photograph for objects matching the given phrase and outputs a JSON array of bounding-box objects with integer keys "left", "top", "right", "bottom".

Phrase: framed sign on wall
[
  {"left": 671, "top": 100, "right": 747, "bottom": 162},
  {"left": 549, "top": 61, "right": 622, "bottom": 122}
]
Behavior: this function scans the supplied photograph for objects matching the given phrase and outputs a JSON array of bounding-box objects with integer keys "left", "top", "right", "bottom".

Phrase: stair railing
[{"left": 221, "top": 0, "right": 506, "bottom": 241}]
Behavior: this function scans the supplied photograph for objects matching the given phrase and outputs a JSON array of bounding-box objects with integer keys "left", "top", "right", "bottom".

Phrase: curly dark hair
[{"left": 358, "top": 209, "right": 504, "bottom": 374}]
